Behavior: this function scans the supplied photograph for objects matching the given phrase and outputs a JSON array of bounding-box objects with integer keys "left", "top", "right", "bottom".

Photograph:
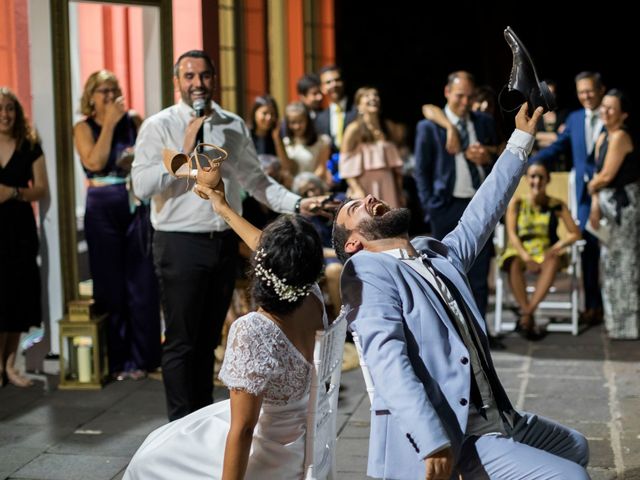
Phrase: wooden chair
[{"left": 304, "top": 313, "right": 347, "bottom": 479}]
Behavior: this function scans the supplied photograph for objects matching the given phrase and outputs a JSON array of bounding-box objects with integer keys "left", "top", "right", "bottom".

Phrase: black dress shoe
[{"left": 500, "top": 26, "right": 556, "bottom": 114}]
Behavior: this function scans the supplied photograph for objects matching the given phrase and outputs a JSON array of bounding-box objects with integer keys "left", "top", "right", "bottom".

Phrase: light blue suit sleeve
[
  {"left": 341, "top": 256, "right": 450, "bottom": 459},
  {"left": 442, "top": 129, "right": 534, "bottom": 273}
]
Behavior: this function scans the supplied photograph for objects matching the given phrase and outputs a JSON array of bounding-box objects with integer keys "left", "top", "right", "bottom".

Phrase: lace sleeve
[{"left": 218, "top": 314, "right": 279, "bottom": 395}]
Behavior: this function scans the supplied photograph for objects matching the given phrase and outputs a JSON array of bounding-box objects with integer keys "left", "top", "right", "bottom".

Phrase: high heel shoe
[
  {"left": 162, "top": 143, "right": 228, "bottom": 189},
  {"left": 499, "top": 26, "right": 556, "bottom": 114},
  {"left": 515, "top": 313, "right": 546, "bottom": 342}
]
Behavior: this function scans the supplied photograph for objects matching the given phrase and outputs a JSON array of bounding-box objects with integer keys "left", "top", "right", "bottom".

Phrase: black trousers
[
  {"left": 153, "top": 231, "right": 238, "bottom": 421},
  {"left": 581, "top": 230, "right": 603, "bottom": 310},
  {"left": 430, "top": 197, "right": 493, "bottom": 317}
]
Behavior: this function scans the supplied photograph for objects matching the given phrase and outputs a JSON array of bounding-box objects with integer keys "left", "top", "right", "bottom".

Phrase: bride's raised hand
[{"left": 194, "top": 180, "right": 226, "bottom": 211}]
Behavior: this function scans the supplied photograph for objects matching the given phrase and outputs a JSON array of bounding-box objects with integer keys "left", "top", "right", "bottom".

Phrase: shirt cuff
[
  {"left": 506, "top": 129, "right": 535, "bottom": 157},
  {"left": 422, "top": 442, "right": 452, "bottom": 460}
]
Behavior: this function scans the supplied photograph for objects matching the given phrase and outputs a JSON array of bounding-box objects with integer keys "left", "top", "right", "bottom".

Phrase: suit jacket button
[
  {"left": 460, "top": 356, "right": 469, "bottom": 365},
  {"left": 460, "top": 398, "right": 468, "bottom": 406}
]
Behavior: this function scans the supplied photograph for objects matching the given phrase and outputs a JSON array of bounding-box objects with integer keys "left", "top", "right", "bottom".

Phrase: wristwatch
[
  {"left": 294, "top": 197, "right": 302, "bottom": 214},
  {"left": 12, "top": 187, "right": 20, "bottom": 200}
]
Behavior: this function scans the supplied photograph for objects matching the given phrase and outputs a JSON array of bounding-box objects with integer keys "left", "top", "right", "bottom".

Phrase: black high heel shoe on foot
[{"left": 515, "top": 313, "right": 546, "bottom": 342}]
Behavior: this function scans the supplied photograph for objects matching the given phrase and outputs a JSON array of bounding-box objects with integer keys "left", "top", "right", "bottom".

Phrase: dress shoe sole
[{"left": 502, "top": 26, "right": 557, "bottom": 113}]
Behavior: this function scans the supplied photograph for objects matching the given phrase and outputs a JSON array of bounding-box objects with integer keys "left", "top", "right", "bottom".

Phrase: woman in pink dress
[{"left": 339, "top": 87, "right": 404, "bottom": 207}]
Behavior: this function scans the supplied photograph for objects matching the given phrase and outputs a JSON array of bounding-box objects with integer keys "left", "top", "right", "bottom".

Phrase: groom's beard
[{"left": 357, "top": 208, "right": 411, "bottom": 241}]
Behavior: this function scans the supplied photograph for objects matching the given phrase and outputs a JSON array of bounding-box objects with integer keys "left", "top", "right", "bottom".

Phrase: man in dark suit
[
  {"left": 414, "top": 71, "right": 502, "bottom": 347},
  {"left": 315, "top": 65, "right": 357, "bottom": 153},
  {"left": 296, "top": 73, "right": 324, "bottom": 120},
  {"left": 532, "top": 71, "right": 606, "bottom": 325}
]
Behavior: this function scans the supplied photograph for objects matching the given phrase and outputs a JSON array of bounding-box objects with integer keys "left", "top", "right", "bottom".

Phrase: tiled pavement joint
[{"left": 602, "top": 329, "right": 625, "bottom": 478}]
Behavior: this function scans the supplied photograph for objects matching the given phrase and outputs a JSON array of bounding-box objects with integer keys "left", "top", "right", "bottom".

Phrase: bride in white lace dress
[{"left": 124, "top": 182, "right": 329, "bottom": 480}]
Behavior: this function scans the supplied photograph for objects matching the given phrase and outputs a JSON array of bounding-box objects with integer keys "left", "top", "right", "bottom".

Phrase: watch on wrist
[
  {"left": 294, "top": 197, "right": 302, "bottom": 214},
  {"left": 12, "top": 187, "right": 20, "bottom": 200}
]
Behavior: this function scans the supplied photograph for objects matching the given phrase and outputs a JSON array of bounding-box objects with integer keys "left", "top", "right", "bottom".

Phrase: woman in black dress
[{"left": 0, "top": 87, "right": 49, "bottom": 387}]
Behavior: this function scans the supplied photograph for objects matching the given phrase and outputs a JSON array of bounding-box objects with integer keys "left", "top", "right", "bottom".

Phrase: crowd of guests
[{"left": 3, "top": 45, "right": 640, "bottom": 478}]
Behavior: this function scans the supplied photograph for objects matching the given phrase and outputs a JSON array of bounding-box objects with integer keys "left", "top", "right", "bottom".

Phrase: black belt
[{"left": 157, "top": 230, "right": 233, "bottom": 239}]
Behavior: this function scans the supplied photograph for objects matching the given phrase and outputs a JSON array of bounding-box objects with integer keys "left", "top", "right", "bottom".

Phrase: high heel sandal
[
  {"left": 5, "top": 370, "right": 33, "bottom": 388},
  {"left": 162, "top": 143, "right": 228, "bottom": 189}
]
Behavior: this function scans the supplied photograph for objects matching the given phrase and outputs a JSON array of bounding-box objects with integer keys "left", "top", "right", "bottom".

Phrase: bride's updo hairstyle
[{"left": 251, "top": 214, "right": 324, "bottom": 315}]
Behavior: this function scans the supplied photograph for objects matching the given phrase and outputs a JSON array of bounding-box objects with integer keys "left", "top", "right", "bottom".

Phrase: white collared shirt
[
  {"left": 584, "top": 108, "right": 603, "bottom": 155},
  {"left": 132, "top": 100, "right": 299, "bottom": 232},
  {"left": 445, "top": 106, "right": 485, "bottom": 198}
]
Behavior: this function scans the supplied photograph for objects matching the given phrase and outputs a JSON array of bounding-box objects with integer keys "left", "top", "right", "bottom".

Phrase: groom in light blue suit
[{"left": 333, "top": 105, "right": 590, "bottom": 479}]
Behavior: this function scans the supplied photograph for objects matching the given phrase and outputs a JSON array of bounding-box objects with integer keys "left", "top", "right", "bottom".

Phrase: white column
[{"left": 28, "top": 0, "right": 63, "bottom": 355}]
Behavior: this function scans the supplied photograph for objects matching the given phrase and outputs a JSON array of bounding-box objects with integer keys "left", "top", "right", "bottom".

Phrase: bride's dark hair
[{"left": 251, "top": 215, "right": 324, "bottom": 315}]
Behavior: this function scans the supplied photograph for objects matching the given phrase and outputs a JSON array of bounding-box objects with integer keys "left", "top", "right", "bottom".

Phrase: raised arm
[
  {"left": 422, "top": 104, "right": 460, "bottom": 155},
  {"left": 73, "top": 102, "right": 129, "bottom": 172},
  {"left": 195, "top": 181, "right": 262, "bottom": 250},
  {"left": 443, "top": 104, "right": 542, "bottom": 272}
]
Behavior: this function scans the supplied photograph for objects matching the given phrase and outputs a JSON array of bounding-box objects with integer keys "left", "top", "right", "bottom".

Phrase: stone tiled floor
[{"left": 1, "top": 323, "right": 638, "bottom": 479}]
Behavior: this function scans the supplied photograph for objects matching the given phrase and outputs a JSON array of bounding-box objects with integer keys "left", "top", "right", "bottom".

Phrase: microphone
[
  {"left": 193, "top": 99, "right": 206, "bottom": 150},
  {"left": 193, "top": 99, "right": 206, "bottom": 118}
]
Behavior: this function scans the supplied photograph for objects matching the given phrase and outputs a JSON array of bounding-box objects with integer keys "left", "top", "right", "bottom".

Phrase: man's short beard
[{"left": 357, "top": 208, "right": 411, "bottom": 241}]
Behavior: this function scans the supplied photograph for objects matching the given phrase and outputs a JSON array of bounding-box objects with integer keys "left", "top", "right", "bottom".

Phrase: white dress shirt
[
  {"left": 584, "top": 108, "right": 603, "bottom": 155},
  {"left": 132, "top": 100, "right": 299, "bottom": 232},
  {"left": 445, "top": 106, "right": 486, "bottom": 199}
]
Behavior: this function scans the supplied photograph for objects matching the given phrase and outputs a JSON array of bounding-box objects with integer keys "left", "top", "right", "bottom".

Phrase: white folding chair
[
  {"left": 351, "top": 331, "right": 375, "bottom": 405},
  {"left": 304, "top": 313, "right": 347, "bottom": 480},
  {"left": 493, "top": 171, "right": 585, "bottom": 336}
]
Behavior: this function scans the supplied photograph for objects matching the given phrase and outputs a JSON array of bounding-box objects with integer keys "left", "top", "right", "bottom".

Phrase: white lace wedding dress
[{"left": 124, "top": 285, "right": 328, "bottom": 480}]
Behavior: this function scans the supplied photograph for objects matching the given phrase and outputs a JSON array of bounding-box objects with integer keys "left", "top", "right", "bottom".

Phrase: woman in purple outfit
[{"left": 73, "top": 70, "right": 160, "bottom": 379}]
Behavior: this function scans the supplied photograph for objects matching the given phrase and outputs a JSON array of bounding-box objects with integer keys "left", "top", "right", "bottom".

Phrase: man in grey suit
[{"left": 332, "top": 104, "right": 590, "bottom": 479}]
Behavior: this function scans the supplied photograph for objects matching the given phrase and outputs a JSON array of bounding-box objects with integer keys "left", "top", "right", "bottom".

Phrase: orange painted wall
[
  {"left": 76, "top": 3, "right": 147, "bottom": 116},
  {"left": 172, "top": 0, "right": 203, "bottom": 103},
  {"left": 0, "top": 0, "right": 32, "bottom": 117},
  {"left": 244, "top": 0, "right": 268, "bottom": 110},
  {"left": 286, "top": 0, "right": 305, "bottom": 103},
  {"left": 318, "top": 0, "right": 335, "bottom": 68}
]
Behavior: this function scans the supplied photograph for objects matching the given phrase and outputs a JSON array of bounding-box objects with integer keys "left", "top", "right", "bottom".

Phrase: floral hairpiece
[{"left": 254, "top": 249, "right": 312, "bottom": 302}]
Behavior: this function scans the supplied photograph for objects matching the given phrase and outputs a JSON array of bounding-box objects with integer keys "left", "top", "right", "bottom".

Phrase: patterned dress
[
  {"left": 499, "top": 196, "right": 567, "bottom": 269},
  {"left": 124, "top": 286, "right": 329, "bottom": 479},
  {"left": 597, "top": 132, "right": 640, "bottom": 339}
]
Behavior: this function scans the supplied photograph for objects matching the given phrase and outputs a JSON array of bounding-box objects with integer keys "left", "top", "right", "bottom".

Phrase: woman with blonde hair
[
  {"left": 73, "top": 70, "right": 160, "bottom": 380},
  {"left": 0, "top": 87, "right": 49, "bottom": 387}
]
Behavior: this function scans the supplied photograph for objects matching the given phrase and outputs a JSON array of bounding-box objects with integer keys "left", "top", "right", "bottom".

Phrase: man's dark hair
[
  {"left": 574, "top": 71, "right": 603, "bottom": 89},
  {"left": 297, "top": 73, "right": 320, "bottom": 95},
  {"left": 251, "top": 215, "right": 324, "bottom": 315},
  {"left": 174, "top": 50, "right": 216, "bottom": 77},
  {"left": 319, "top": 64, "right": 341, "bottom": 77},
  {"left": 331, "top": 199, "right": 353, "bottom": 264}
]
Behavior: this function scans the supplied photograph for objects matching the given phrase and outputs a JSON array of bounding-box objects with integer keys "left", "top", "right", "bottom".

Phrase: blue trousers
[
  {"left": 85, "top": 184, "right": 161, "bottom": 373},
  {"left": 458, "top": 413, "right": 590, "bottom": 479}
]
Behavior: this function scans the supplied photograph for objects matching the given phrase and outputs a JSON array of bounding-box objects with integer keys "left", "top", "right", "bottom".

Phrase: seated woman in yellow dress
[{"left": 500, "top": 161, "right": 581, "bottom": 340}]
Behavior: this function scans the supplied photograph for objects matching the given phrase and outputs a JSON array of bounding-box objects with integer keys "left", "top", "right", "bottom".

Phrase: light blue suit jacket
[{"left": 341, "top": 132, "right": 531, "bottom": 479}]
